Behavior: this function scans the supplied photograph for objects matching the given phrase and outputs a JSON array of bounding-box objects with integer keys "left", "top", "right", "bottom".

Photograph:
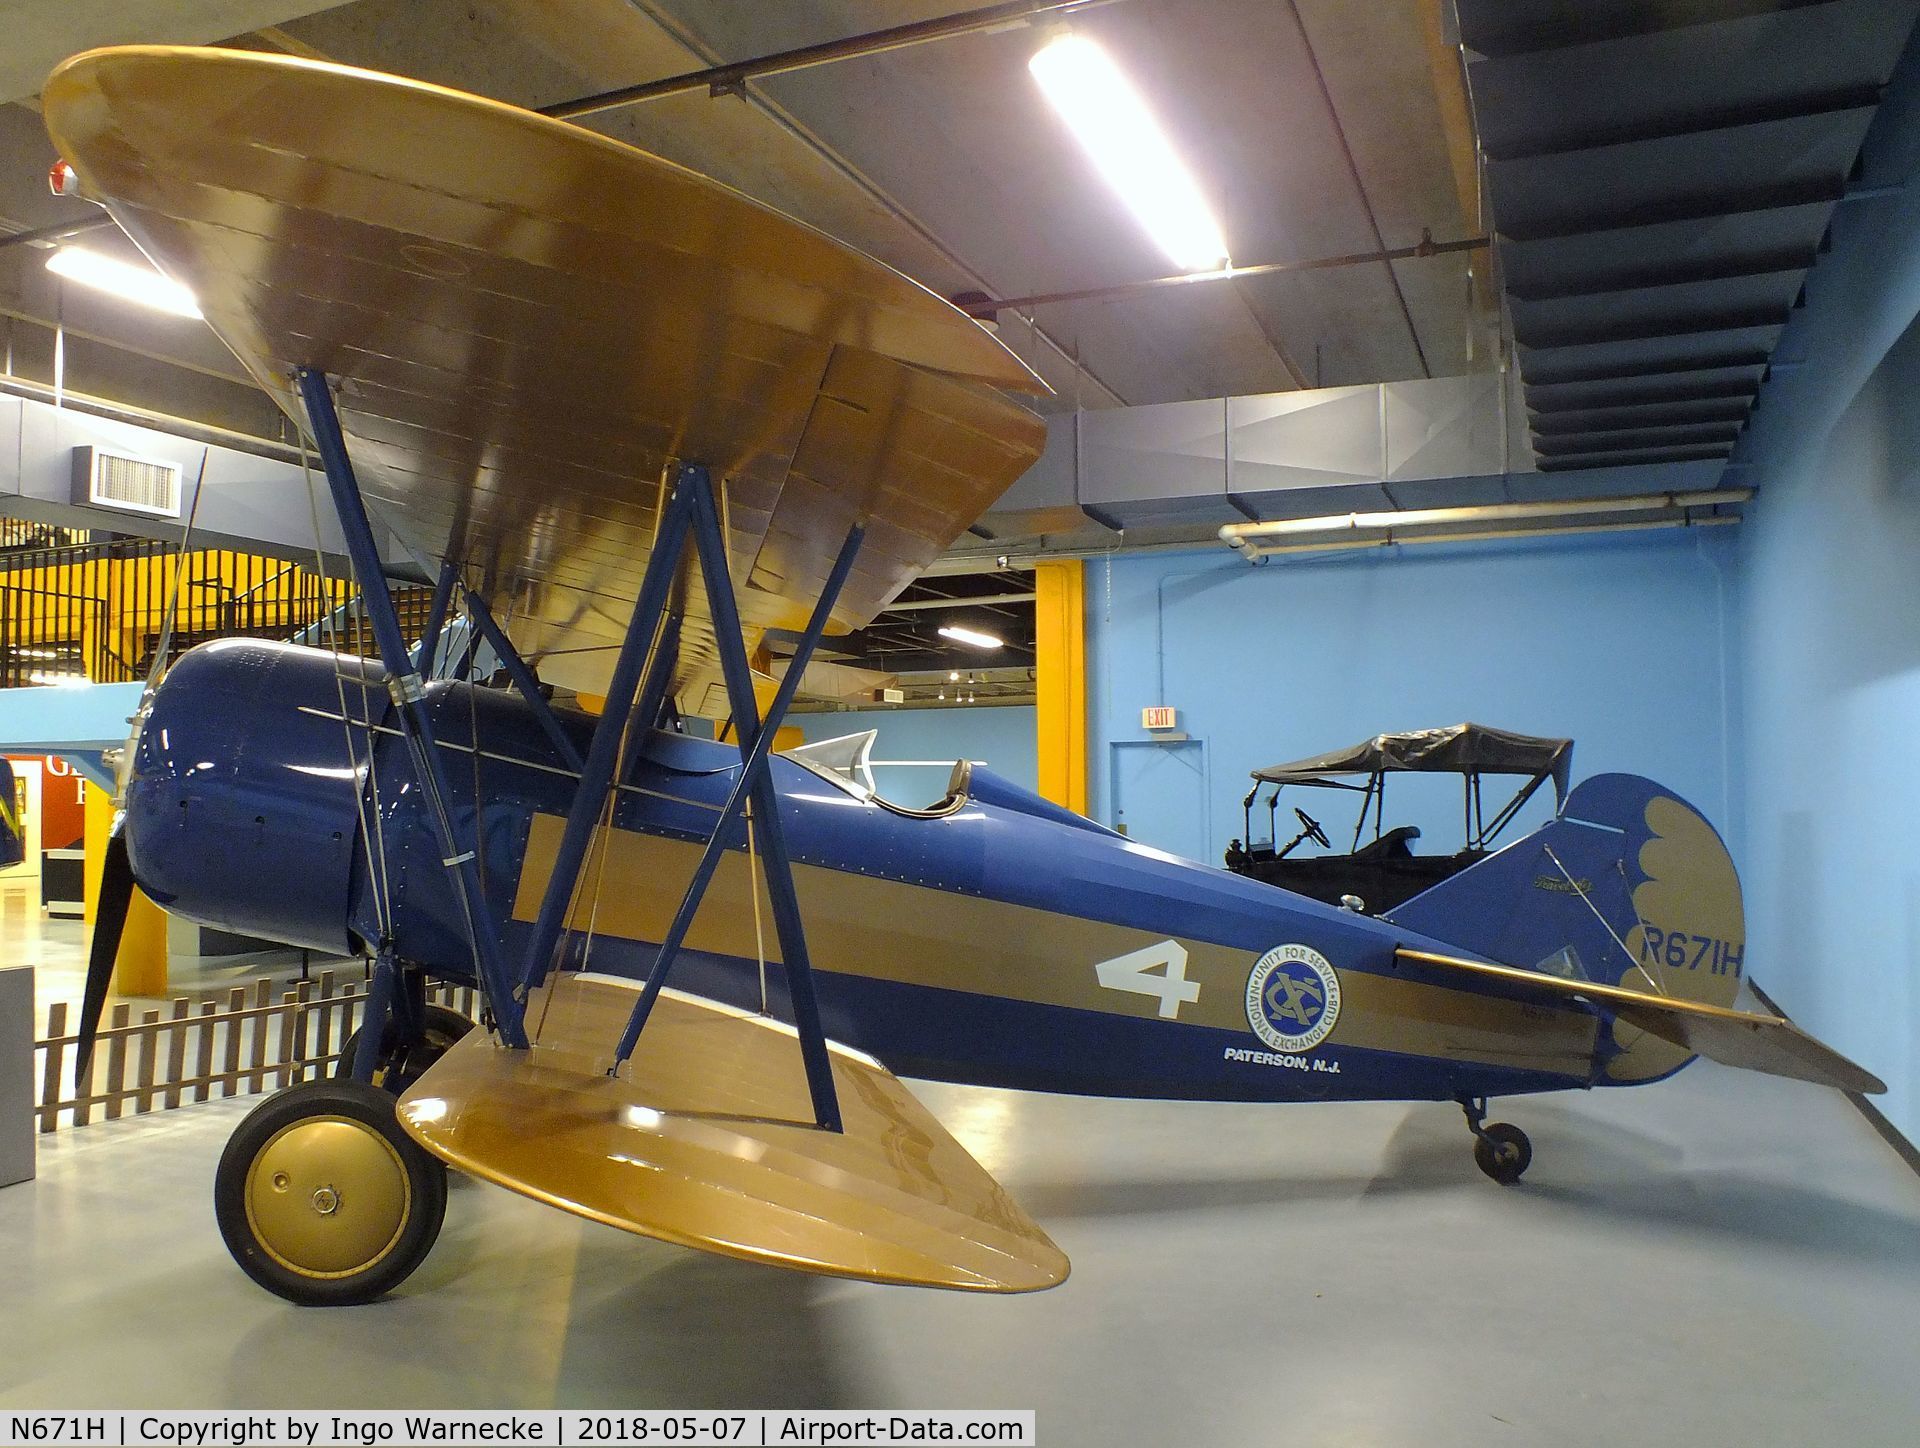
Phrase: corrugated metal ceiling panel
[{"left": 1461, "top": 0, "right": 1920, "bottom": 469}]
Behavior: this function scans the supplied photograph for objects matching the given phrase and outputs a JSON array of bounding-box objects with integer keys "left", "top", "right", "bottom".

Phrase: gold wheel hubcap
[{"left": 244, "top": 1116, "right": 411, "bottom": 1279}]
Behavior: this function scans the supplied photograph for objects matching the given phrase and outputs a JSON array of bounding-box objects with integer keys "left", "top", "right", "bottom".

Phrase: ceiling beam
[
  {"left": 540, "top": 0, "right": 1132, "bottom": 120},
  {"left": 1457, "top": 0, "right": 1839, "bottom": 60},
  {"left": 963, "top": 236, "right": 1487, "bottom": 314},
  {"left": 1522, "top": 351, "right": 1776, "bottom": 386},
  {"left": 1483, "top": 88, "right": 1880, "bottom": 163},
  {"left": 1500, "top": 178, "right": 1845, "bottom": 243},
  {"left": 613, "top": 0, "right": 1127, "bottom": 407},
  {"left": 880, "top": 591, "right": 1037, "bottom": 611},
  {"left": 1529, "top": 397, "right": 1754, "bottom": 432},
  {"left": 1506, "top": 253, "right": 1819, "bottom": 302},
  {"left": 1515, "top": 306, "right": 1794, "bottom": 350}
]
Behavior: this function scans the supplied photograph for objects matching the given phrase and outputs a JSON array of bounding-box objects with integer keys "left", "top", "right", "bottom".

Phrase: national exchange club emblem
[{"left": 1245, "top": 943, "right": 1342, "bottom": 1053}]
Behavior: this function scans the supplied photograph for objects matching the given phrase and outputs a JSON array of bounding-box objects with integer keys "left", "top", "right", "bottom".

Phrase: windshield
[
  {"left": 779, "top": 730, "right": 877, "bottom": 802},
  {"left": 783, "top": 749, "right": 876, "bottom": 802}
]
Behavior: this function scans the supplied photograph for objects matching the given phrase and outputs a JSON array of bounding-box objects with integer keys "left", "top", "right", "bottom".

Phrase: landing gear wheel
[
  {"left": 1472, "top": 1122, "right": 1532, "bottom": 1185},
  {"left": 215, "top": 1078, "right": 447, "bottom": 1305},
  {"left": 335, "top": 1004, "right": 474, "bottom": 1093}
]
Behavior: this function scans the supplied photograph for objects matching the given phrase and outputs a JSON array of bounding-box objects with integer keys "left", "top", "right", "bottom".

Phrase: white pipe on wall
[
  {"left": 1219, "top": 488, "right": 1754, "bottom": 553},
  {"left": 1230, "top": 511, "right": 1741, "bottom": 561}
]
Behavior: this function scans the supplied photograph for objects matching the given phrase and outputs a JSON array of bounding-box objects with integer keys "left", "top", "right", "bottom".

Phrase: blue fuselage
[{"left": 125, "top": 640, "right": 1601, "bottom": 1105}]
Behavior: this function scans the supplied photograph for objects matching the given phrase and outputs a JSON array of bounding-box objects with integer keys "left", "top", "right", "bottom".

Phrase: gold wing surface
[
  {"left": 397, "top": 973, "right": 1069, "bottom": 1292},
  {"left": 44, "top": 46, "right": 1048, "bottom": 699}
]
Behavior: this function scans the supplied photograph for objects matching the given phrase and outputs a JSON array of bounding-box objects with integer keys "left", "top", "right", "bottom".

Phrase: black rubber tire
[
  {"left": 1473, "top": 1122, "right": 1532, "bottom": 1185},
  {"left": 215, "top": 1078, "right": 448, "bottom": 1305},
  {"left": 336, "top": 1003, "right": 474, "bottom": 1093}
]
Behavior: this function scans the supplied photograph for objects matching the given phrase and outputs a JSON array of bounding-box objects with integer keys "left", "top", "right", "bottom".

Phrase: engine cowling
[{"left": 124, "top": 638, "right": 374, "bottom": 953}]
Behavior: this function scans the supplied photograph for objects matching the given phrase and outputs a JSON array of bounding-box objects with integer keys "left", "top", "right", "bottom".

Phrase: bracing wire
[
  {"left": 571, "top": 610, "right": 665, "bottom": 972},
  {"left": 1540, "top": 843, "right": 1656, "bottom": 993},
  {"left": 748, "top": 805, "right": 769, "bottom": 1016},
  {"left": 143, "top": 447, "right": 211, "bottom": 692},
  {"left": 299, "top": 433, "right": 396, "bottom": 944},
  {"left": 1613, "top": 857, "right": 1671, "bottom": 997}
]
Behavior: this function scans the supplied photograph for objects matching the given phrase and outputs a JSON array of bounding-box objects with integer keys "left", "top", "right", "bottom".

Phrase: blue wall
[
  {"left": 1085, "top": 531, "right": 1739, "bottom": 868},
  {"left": 1737, "top": 323, "right": 1920, "bottom": 1143},
  {"left": 793, "top": 705, "right": 1037, "bottom": 807},
  {"left": 1726, "top": 34, "right": 1920, "bottom": 1143}
]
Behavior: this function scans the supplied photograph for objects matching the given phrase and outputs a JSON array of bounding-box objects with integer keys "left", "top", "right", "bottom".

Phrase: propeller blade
[{"left": 74, "top": 828, "right": 135, "bottom": 1088}]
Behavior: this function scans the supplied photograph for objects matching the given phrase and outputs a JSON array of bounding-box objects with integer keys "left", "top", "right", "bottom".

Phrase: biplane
[{"left": 44, "top": 46, "right": 1885, "bottom": 1307}]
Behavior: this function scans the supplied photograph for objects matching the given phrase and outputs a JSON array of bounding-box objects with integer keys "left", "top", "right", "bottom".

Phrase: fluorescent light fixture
[
  {"left": 1029, "top": 33, "right": 1229, "bottom": 271},
  {"left": 46, "top": 246, "right": 201, "bottom": 319},
  {"left": 939, "top": 624, "right": 1003, "bottom": 650}
]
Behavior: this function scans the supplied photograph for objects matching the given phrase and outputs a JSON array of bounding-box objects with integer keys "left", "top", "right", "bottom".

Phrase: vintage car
[{"left": 1223, "top": 724, "right": 1573, "bottom": 914}]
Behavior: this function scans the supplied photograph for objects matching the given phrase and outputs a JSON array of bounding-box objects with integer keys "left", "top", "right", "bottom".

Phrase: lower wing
[{"left": 396, "top": 972, "right": 1068, "bottom": 1292}]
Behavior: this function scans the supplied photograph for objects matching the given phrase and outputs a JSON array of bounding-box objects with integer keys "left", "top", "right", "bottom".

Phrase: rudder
[{"left": 1386, "top": 774, "right": 1744, "bottom": 1085}]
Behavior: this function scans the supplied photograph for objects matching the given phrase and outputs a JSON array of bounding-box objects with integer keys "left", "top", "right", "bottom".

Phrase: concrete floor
[
  {"left": 3, "top": 1052, "right": 1918, "bottom": 1440},
  {"left": 4, "top": 919, "right": 1919, "bottom": 1443}
]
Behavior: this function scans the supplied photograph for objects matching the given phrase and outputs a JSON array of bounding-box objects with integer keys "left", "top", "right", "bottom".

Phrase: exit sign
[{"left": 1142, "top": 706, "right": 1179, "bottom": 730}]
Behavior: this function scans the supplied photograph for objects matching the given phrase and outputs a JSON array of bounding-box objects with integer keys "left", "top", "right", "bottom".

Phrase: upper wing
[
  {"left": 1397, "top": 947, "right": 1886, "bottom": 1095},
  {"left": 42, "top": 46, "right": 1048, "bottom": 704}
]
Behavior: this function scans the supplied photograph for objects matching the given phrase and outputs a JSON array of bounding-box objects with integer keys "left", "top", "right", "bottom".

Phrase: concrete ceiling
[
  {"left": 0, "top": 0, "right": 1492, "bottom": 444},
  {"left": 0, "top": 1, "right": 351, "bottom": 103}
]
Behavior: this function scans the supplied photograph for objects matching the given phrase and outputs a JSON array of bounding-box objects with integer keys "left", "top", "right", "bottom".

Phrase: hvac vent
[{"left": 70, "top": 446, "right": 182, "bottom": 519}]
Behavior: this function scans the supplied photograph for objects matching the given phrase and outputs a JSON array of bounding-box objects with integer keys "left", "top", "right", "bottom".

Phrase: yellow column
[
  {"left": 82, "top": 782, "right": 109, "bottom": 925},
  {"left": 82, "top": 781, "right": 168, "bottom": 997},
  {"left": 1034, "top": 559, "right": 1087, "bottom": 814}
]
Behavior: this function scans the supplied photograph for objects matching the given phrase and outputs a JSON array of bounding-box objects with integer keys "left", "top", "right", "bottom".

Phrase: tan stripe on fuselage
[{"left": 512, "top": 815, "right": 1597, "bottom": 1077}]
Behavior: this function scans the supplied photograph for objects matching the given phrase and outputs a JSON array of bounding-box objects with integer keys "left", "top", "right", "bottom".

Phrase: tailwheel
[
  {"left": 216, "top": 1078, "right": 447, "bottom": 1305},
  {"left": 1458, "top": 1095, "right": 1532, "bottom": 1185},
  {"left": 336, "top": 1003, "right": 474, "bottom": 1093},
  {"left": 1471, "top": 1122, "right": 1532, "bottom": 1185}
]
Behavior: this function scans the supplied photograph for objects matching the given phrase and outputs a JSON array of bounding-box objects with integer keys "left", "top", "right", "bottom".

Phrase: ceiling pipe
[
  {"left": 614, "top": 0, "right": 1129, "bottom": 408},
  {"left": 539, "top": 0, "right": 1133, "bottom": 120},
  {"left": 0, "top": 214, "right": 115, "bottom": 254},
  {"left": 880, "top": 591, "right": 1038, "bottom": 611},
  {"left": 1231, "top": 512, "right": 1741, "bottom": 560},
  {"left": 1221, "top": 488, "right": 1753, "bottom": 559},
  {"left": 961, "top": 234, "right": 1488, "bottom": 316}
]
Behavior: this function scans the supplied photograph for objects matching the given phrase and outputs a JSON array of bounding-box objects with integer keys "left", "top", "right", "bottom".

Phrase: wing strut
[
  {"left": 296, "top": 367, "right": 529, "bottom": 1048},
  {"left": 416, "top": 557, "right": 459, "bottom": 681},
  {"left": 512, "top": 463, "right": 858, "bottom": 1134},
  {"left": 608, "top": 472, "right": 862, "bottom": 1131},
  {"left": 461, "top": 588, "right": 585, "bottom": 774}
]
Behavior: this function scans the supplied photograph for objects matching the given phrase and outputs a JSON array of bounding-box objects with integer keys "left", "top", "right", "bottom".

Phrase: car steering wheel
[{"left": 1294, "top": 807, "right": 1330, "bottom": 849}]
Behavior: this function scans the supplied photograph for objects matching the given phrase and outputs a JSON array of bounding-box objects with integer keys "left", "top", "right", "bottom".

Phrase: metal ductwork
[{"left": 979, "top": 372, "right": 1739, "bottom": 541}]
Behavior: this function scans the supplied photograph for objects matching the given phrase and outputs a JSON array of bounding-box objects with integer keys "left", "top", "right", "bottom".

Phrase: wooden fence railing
[{"left": 34, "top": 967, "right": 478, "bottom": 1132}]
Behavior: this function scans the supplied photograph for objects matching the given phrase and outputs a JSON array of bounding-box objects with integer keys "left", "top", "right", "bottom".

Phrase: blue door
[{"left": 1110, "top": 740, "right": 1209, "bottom": 863}]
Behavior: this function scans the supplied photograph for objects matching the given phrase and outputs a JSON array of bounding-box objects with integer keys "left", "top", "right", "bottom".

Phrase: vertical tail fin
[{"left": 1386, "top": 774, "right": 1744, "bottom": 1085}]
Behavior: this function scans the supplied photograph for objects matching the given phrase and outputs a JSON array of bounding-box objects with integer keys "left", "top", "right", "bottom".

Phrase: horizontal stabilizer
[
  {"left": 1397, "top": 948, "right": 1886, "bottom": 1096},
  {"left": 397, "top": 974, "right": 1068, "bottom": 1292}
]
